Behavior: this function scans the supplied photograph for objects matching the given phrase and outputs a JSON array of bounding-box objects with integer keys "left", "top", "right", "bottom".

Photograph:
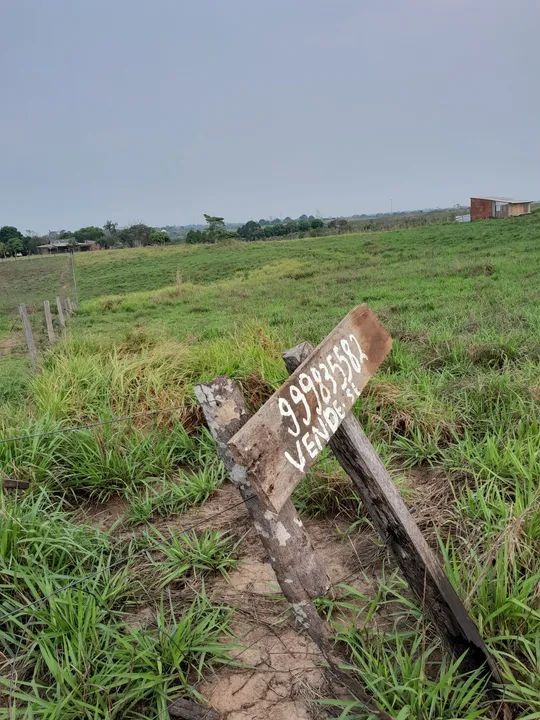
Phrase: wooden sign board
[{"left": 228, "top": 305, "right": 392, "bottom": 512}]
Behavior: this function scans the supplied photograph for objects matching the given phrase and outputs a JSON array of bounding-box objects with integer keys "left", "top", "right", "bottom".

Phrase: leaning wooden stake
[
  {"left": 195, "top": 377, "right": 395, "bottom": 720},
  {"left": 195, "top": 377, "right": 330, "bottom": 598},
  {"left": 284, "top": 342, "right": 503, "bottom": 684},
  {"left": 56, "top": 296, "right": 66, "bottom": 332},
  {"left": 168, "top": 697, "right": 219, "bottom": 719},
  {"left": 43, "top": 300, "right": 56, "bottom": 344},
  {"left": 18, "top": 304, "right": 37, "bottom": 371},
  {"left": 1, "top": 471, "right": 30, "bottom": 490}
]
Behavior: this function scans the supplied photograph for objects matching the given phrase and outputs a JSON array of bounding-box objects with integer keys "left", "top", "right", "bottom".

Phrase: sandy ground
[{"left": 82, "top": 471, "right": 445, "bottom": 719}]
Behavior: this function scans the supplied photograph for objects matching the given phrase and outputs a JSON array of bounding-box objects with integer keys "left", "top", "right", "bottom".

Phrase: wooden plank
[
  {"left": 43, "top": 300, "right": 56, "bottom": 344},
  {"left": 18, "top": 304, "right": 37, "bottom": 371},
  {"left": 1, "top": 473, "right": 30, "bottom": 490},
  {"left": 195, "top": 376, "right": 396, "bottom": 718},
  {"left": 194, "top": 377, "right": 330, "bottom": 598},
  {"left": 168, "top": 698, "right": 220, "bottom": 719},
  {"left": 229, "top": 304, "right": 391, "bottom": 512},
  {"left": 56, "top": 296, "right": 66, "bottom": 332},
  {"left": 283, "top": 341, "right": 503, "bottom": 684}
]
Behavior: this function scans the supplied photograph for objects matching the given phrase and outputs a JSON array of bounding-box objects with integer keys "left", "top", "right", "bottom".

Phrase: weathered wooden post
[
  {"left": 195, "top": 377, "right": 330, "bottom": 598},
  {"left": 63, "top": 297, "right": 71, "bottom": 316},
  {"left": 69, "top": 250, "right": 78, "bottom": 308},
  {"left": 168, "top": 698, "right": 219, "bottom": 719},
  {"left": 56, "top": 296, "right": 66, "bottom": 332},
  {"left": 196, "top": 375, "right": 395, "bottom": 718},
  {"left": 282, "top": 341, "right": 502, "bottom": 682},
  {"left": 226, "top": 303, "right": 504, "bottom": 708},
  {"left": 18, "top": 304, "right": 37, "bottom": 371},
  {"left": 43, "top": 300, "right": 56, "bottom": 344}
]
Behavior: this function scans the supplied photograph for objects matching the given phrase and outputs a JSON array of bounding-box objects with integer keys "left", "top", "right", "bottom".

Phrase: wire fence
[{"left": 0, "top": 255, "right": 77, "bottom": 379}]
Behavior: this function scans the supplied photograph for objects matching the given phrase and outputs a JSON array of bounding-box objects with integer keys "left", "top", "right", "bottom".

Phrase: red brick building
[{"left": 470, "top": 196, "right": 532, "bottom": 221}]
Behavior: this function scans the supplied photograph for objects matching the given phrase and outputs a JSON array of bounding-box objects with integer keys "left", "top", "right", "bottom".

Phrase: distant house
[
  {"left": 37, "top": 238, "right": 98, "bottom": 254},
  {"left": 470, "top": 196, "right": 532, "bottom": 222}
]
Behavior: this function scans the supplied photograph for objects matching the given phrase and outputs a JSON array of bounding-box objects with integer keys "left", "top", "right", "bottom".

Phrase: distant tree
[
  {"left": 237, "top": 220, "right": 263, "bottom": 241},
  {"left": 148, "top": 229, "right": 170, "bottom": 245},
  {"left": 98, "top": 221, "right": 118, "bottom": 249},
  {"left": 328, "top": 218, "right": 350, "bottom": 234},
  {"left": 22, "top": 235, "right": 40, "bottom": 255},
  {"left": 185, "top": 229, "right": 206, "bottom": 244},
  {"left": 6, "top": 237, "right": 23, "bottom": 256},
  {"left": 203, "top": 214, "right": 228, "bottom": 242},
  {"left": 0, "top": 242, "right": 6, "bottom": 258},
  {"left": 74, "top": 226, "right": 105, "bottom": 245},
  {"left": 310, "top": 218, "right": 324, "bottom": 229},
  {"left": 185, "top": 215, "right": 233, "bottom": 244},
  {"left": 117, "top": 223, "right": 152, "bottom": 247},
  {"left": 0, "top": 226, "right": 22, "bottom": 243},
  {"left": 58, "top": 230, "right": 73, "bottom": 239},
  {"left": 103, "top": 220, "right": 118, "bottom": 235}
]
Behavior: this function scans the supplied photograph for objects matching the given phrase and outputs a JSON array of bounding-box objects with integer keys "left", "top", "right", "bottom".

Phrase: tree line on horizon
[
  {"left": 185, "top": 214, "right": 330, "bottom": 244},
  {"left": 0, "top": 213, "right": 344, "bottom": 257},
  {"left": 0, "top": 222, "right": 172, "bottom": 258},
  {"left": 1, "top": 205, "right": 469, "bottom": 258}
]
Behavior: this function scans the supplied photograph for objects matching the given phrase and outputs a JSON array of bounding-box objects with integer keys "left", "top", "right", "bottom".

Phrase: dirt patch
[
  {"left": 89, "top": 473, "right": 439, "bottom": 717},
  {"left": 0, "top": 335, "right": 19, "bottom": 356},
  {"left": 152, "top": 485, "right": 384, "bottom": 718},
  {"left": 199, "top": 622, "right": 327, "bottom": 720},
  {"left": 78, "top": 494, "right": 129, "bottom": 530}
]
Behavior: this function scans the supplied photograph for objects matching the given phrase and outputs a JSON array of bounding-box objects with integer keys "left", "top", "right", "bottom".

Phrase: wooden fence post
[
  {"left": 168, "top": 698, "right": 219, "bottom": 719},
  {"left": 43, "top": 300, "right": 56, "bottom": 344},
  {"left": 195, "top": 377, "right": 330, "bottom": 598},
  {"left": 196, "top": 377, "right": 395, "bottom": 720},
  {"left": 63, "top": 297, "right": 71, "bottom": 316},
  {"left": 56, "top": 296, "right": 66, "bottom": 332},
  {"left": 18, "top": 304, "right": 37, "bottom": 371},
  {"left": 283, "top": 342, "right": 502, "bottom": 683}
]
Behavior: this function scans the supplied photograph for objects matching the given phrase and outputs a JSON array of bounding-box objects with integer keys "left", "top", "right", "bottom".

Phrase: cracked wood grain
[{"left": 195, "top": 376, "right": 330, "bottom": 598}]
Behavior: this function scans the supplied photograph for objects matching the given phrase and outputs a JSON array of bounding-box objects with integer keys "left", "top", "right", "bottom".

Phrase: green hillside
[{"left": 1, "top": 215, "right": 539, "bottom": 718}]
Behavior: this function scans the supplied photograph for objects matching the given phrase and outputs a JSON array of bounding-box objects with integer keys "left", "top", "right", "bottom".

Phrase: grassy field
[{"left": 1, "top": 214, "right": 539, "bottom": 718}]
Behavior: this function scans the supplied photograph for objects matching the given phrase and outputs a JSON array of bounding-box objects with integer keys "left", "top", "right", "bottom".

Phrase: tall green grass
[
  {"left": 0, "top": 489, "right": 234, "bottom": 719},
  {"left": 1, "top": 212, "right": 540, "bottom": 714}
]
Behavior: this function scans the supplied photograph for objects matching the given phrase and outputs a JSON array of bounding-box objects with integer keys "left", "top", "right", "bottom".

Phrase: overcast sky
[{"left": 1, "top": 1, "right": 539, "bottom": 233}]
